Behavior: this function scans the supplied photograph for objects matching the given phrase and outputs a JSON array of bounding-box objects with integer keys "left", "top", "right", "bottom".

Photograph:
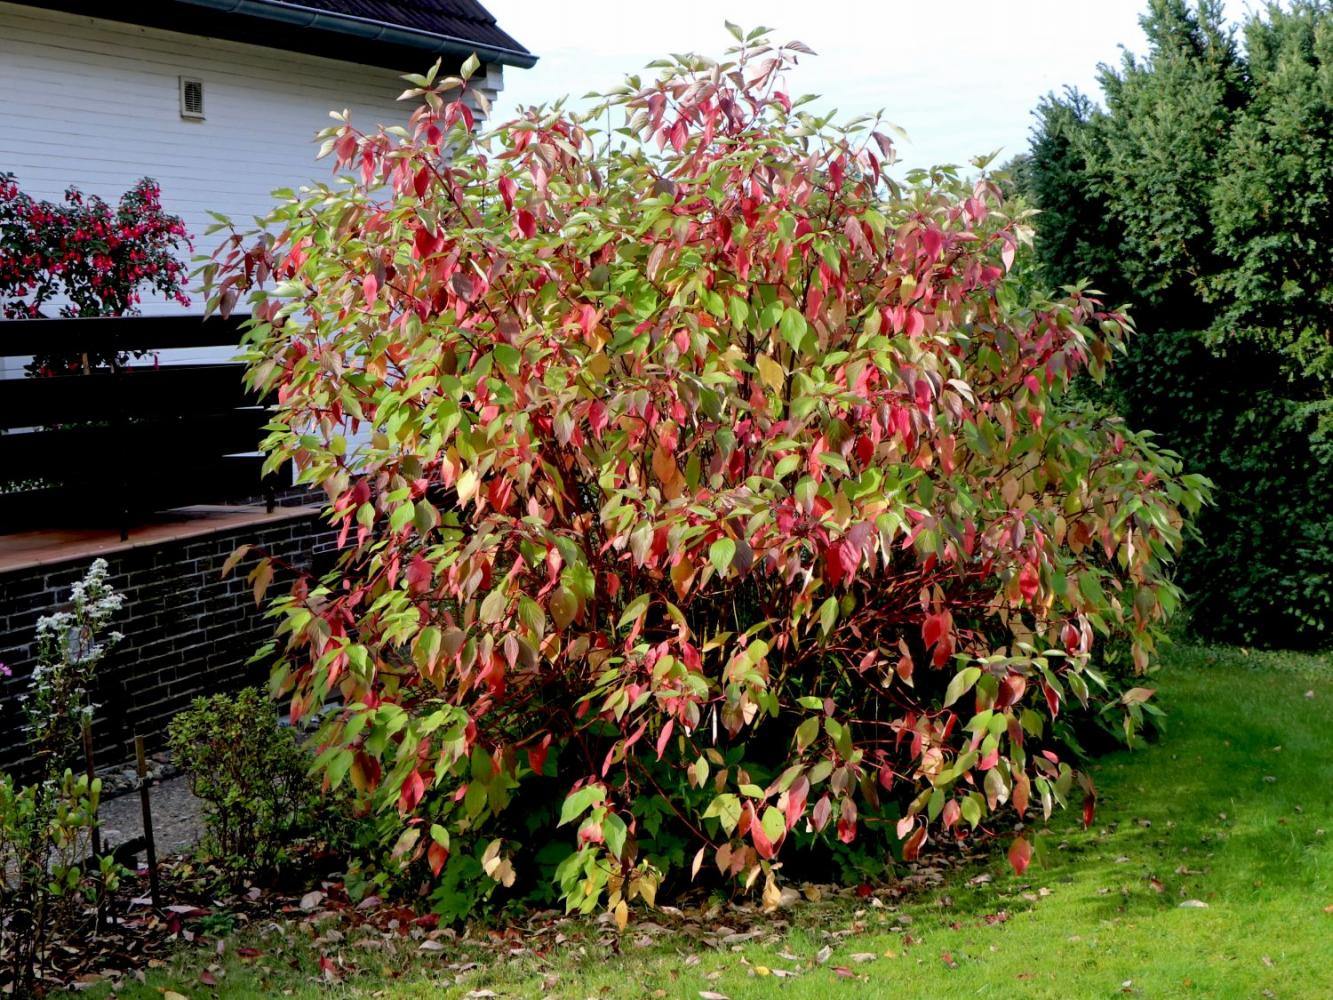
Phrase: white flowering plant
[
  {"left": 1, "top": 559, "right": 124, "bottom": 995},
  {"left": 24, "top": 557, "right": 124, "bottom": 761}
]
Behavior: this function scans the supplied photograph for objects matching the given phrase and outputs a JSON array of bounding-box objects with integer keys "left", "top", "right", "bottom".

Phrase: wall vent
[{"left": 179, "top": 77, "right": 205, "bottom": 120}]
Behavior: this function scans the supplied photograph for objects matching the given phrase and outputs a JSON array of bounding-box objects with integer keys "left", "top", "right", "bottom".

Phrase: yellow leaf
[
  {"left": 755, "top": 353, "right": 785, "bottom": 393},
  {"left": 652, "top": 442, "right": 684, "bottom": 499},
  {"left": 691, "top": 846, "right": 706, "bottom": 881},
  {"left": 671, "top": 557, "right": 696, "bottom": 600},
  {"left": 220, "top": 544, "right": 251, "bottom": 579},
  {"left": 249, "top": 559, "right": 273, "bottom": 607},
  {"left": 762, "top": 874, "right": 782, "bottom": 912},
  {"left": 613, "top": 898, "right": 629, "bottom": 931}
]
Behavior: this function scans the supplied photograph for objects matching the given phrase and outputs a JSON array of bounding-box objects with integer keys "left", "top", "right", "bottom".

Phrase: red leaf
[
  {"left": 941, "top": 798, "right": 960, "bottom": 829},
  {"left": 1019, "top": 563, "right": 1040, "bottom": 603},
  {"left": 902, "top": 823, "right": 927, "bottom": 861},
  {"left": 516, "top": 209, "right": 536, "bottom": 239},
  {"left": 427, "top": 839, "right": 448, "bottom": 876},
  {"left": 922, "top": 227, "right": 943, "bottom": 261},
  {"left": 398, "top": 769, "right": 426, "bottom": 813},
  {"left": 1007, "top": 835, "right": 1032, "bottom": 875},
  {"left": 655, "top": 718, "right": 674, "bottom": 760},
  {"left": 362, "top": 273, "right": 379, "bottom": 306},
  {"left": 922, "top": 612, "right": 945, "bottom": 648},
  {"left": 406, "top": 554, "right": 432, "bottom": 594},
  {"left": 498, "top": 175, "right": 517, "bottom": 212},
  {"left": 749, "top": 806, "right": 776, "bottom": 859},
  {"left": 784, "top": 775, "right": 809, "bottom": 830},
  {"left": 527, "top": 737, "right": 550, "bottom": 776},
  {"left": 812, "top": 793, "right": 832, "bottom": 832}
]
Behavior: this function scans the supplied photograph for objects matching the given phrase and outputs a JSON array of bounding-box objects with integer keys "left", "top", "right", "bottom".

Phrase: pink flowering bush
[{"left": 0, "top": 174, "right": 192, "bottom": 370}]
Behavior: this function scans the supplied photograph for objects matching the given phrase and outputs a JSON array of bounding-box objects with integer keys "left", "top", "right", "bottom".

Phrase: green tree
[{"left": 1020, "top": 0, "right": 1333, "bottom": 647}]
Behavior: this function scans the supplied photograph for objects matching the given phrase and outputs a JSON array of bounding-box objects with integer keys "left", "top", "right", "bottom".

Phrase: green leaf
[
  {"left": 618, "top": 593, "right": 650, "bottom": 630},
  {"left": 960, "top": 795, "right": 981, "bottom": 828},
  {"left": 728, "top": 295, "right": 750, "bottom": 329},
  {"left": 460, "top": 52, "right": 480, "bottom": 80},
  {"left": 479, "top": 588, "right": 508, "bottom": 624},
  {"left": 818, "top": 596, "right": 838, "bottom": 636},
  {"left": 709, "top": 537, "right": 736, "bottom": 575},
  {"left": 326, "top": 749, "right": 353, "bottom": 789},
  {"left": 603, "top": 812, "right": 628, "bottom": 859},
  {"left": 780, "top": 307, "right": 808, "bottom": 353},
  {"left": 795, "top": 715, "right": 819, "bottom": 751},
  {"left": 558, "top": 785, "right": 605, "bottom": 826},
  {"left": 943, "top": 666, "right": 982, "bottom": 708},
  {"left": 761, "top": 806, "right": 786, "bottom": 844},
  {"left": 389, "top": 502, "right": 414, "bottom": 532},
  {"left": 550, "top": 586, "right": 578, "bottom": 630},
  {"left": 703, "top": 793, "right": 742, "bottom": 835}
]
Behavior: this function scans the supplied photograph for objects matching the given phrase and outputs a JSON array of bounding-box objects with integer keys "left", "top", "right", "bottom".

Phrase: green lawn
[{"left": 75, "top": 644, "right": 1333, "bottom": 999}]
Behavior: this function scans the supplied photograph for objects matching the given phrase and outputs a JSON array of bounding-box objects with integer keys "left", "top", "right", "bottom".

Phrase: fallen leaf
[
  {"left": 815, "top": 944, "right": 833, "bottom": 964},
  {"left": 1178, "top": 900, "right": 1209, "bottom": 909},
  {"left": 849, "top": 952, "right": 877, "bottom": 963},
  {"left": 161, "top": 992, "right": 189, "bottom": 1000},
  {"left": 299, "top": 891, "right": 325, "bottom": 912},
  {"left": 698, "top": 993, "right": 730, "bottom": 1000}
]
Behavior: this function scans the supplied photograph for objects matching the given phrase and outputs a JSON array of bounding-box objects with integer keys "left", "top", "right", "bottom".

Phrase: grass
[{"left": 72, "top": 643, "right": 1333, "bottom": 999}]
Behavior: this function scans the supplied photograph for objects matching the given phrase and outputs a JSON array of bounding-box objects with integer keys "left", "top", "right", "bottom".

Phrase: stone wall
[{"left": 0, "top": 508, "right": 338, "bottom": 775}]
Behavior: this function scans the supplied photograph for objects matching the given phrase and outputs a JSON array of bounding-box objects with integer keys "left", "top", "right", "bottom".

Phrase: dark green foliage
[
  {"left": 1020, "top": 0, "right": 1333, "bottom": 646},
  {"left": 168, "top": 688, "right": 326, "bottom": 880}
]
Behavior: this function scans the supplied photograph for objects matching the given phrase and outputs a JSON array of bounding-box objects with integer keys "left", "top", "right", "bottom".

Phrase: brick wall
[{"left": 0, "top": 509, "right": 338, "bottom": 776}]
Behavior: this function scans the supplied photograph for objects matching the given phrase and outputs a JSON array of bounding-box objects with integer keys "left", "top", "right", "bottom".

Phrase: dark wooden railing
[{"left": 0, "top": 315, "right": 280, "bottom": 538}]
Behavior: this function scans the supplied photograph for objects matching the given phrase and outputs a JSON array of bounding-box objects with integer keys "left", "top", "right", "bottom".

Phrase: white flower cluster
[{"left": 25, "top": 558, "right": 125, "bottom": 752}]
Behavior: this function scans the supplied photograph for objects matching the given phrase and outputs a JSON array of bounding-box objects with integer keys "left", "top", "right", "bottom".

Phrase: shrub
[
  {"left": 168, "top": 687, "right": 325, "bottom": 880},
  {"left": 1, "top": 560, "right": 123, "bottom": 994},
  {"left": 204, "top": 32, "right": 1207, "bottom": 919}
]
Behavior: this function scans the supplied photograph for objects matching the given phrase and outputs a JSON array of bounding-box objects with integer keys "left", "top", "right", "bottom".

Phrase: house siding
[{"left": 0, "top": 1, "right": 503, "bottom": 371}]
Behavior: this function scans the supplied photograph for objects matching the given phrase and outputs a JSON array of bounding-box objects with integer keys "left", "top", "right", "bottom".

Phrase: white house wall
[{"left": 0, "top": 1, "right": 503, "bottom": 374}]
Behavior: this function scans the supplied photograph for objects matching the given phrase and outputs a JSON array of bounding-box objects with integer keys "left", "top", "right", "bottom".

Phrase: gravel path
[{"left": 99, "top": 775, "right": 204, "bottom": 857}]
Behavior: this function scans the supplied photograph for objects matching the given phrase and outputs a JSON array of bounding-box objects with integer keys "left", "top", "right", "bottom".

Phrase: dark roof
[
  {"left": 20, "top": 0, "right": 536, "bottom": 70},
  {"left": 285, "top": 1, "right": 531, "bottom": 62}
]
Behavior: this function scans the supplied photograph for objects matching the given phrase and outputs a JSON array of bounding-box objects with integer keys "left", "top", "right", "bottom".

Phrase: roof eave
[{"left": 174, "top": 0, "right": 538, "bottom": 69}]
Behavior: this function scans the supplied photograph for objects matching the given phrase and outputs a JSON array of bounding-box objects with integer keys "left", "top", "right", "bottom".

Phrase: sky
[{"left": 484, "top": 0, "right": 1252, "bottom": 169}]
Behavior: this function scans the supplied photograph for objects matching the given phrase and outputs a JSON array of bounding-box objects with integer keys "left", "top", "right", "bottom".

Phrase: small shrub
[
  {"left": 168, "top": 688, "right": 326, "bottom": 880},
  {"left": 206, "top": 31, "right": 1208, "bottom": 920}
]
